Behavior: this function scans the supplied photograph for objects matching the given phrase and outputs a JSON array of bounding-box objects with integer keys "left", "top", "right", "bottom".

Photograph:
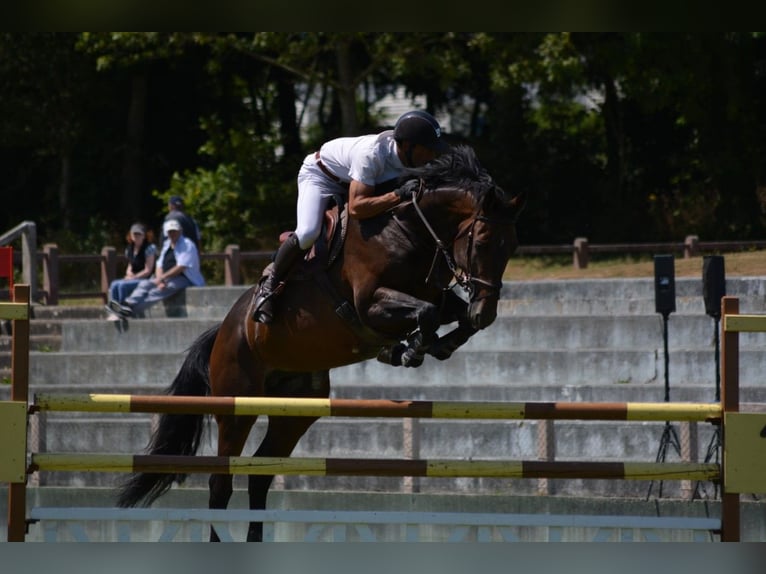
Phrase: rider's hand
[{"left": 394, "top": 179, "right": 419, "bottom": 201}]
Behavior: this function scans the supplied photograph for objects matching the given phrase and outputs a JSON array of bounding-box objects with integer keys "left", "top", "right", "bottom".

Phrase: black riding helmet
[{"left": 393, "top": 110, "right": 449, "bottom": 154}]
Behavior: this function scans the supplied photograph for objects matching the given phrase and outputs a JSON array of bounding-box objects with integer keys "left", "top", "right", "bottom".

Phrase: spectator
[
  {"left": 163, "top": 195, "right": 201, "bottom": 250},
  {"left": 108, "top": 219, "right": 205, "bottom": 319},
  {"left": 105, "top": 223, "right": 157, "bottom": 319}
]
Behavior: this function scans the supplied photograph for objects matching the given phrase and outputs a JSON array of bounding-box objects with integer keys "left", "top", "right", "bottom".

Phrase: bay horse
[{"left": 116, "top": 145, "right": 525, "bottom": 541}]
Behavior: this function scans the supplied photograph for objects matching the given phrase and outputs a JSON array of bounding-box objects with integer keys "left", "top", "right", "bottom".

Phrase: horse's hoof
[
  {"left": 377, "top": 344, "right": 405, "bottom": 366},
  {"left": 401, "top": 349, "right": 425, "bottom": 368},
  {"left": 429, "top": 348, "right": 453, "bottom": 361}
]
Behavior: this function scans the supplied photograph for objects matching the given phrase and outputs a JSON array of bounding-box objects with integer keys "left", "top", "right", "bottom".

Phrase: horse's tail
[{"left": 116, "top": 324, "right": 220, "bottom": 508}]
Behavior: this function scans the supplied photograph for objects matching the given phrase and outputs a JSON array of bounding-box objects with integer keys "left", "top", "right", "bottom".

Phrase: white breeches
[{"left": 294, "top": 153, "right": 348, "bottom": 250}]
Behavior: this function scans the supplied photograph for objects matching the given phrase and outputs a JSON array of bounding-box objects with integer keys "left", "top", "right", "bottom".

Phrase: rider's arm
[{"left": 347, "top": 179, "right": 402, "bottom": 220}]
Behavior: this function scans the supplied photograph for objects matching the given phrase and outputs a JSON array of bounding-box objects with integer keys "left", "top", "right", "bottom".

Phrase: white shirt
[
  {"left": 317, "top": 131, "right": 406, "bottom": 186},
  {"left": 156, "top": 234, "right": 205, "bottom": 287}
]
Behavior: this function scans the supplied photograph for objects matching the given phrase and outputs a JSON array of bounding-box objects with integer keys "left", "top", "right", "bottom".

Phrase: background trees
[{"left": 2, "top": 32, "right": 765, "bottom": 253}]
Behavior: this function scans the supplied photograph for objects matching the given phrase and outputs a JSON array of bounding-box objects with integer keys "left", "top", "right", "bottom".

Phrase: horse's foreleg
[
  {"left": 426, "top": 289, "right": 478, "bottom": 361},
  {"left": 428, "top": 321, "right": 478, "bottom": 361},
  {"left": 246, "top": 414, "right": 321, "bottom": 542},
  {"left": 365, "top": 288, "right": 441, "bottom": 368},
  {"left": 209, "top": 414, "right": 257, "bottom": 542}
]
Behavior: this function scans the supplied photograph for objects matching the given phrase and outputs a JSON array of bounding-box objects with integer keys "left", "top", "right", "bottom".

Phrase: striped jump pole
[
  {"left": 33, "top": 393, "right": 722, "bottom": 422},
  {"left": 30, "top": 453, "right": 720, "bottom": 482}
]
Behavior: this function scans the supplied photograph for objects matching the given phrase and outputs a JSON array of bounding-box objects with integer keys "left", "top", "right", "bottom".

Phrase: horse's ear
[{"left": 510, "top": 191, "right": 527, "bottom": 216}]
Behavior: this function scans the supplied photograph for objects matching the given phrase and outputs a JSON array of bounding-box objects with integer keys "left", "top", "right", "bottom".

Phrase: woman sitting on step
[{"left": 105, "top": 223, "right": 157, "bottom": 321}]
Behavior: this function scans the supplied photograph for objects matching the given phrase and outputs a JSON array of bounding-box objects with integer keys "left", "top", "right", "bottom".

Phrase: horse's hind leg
[
  {"left": 246, "top": 370, "right": 330, "bottom": 542},
  {"left": 209, "top": 414, "right": 257, "bottom": 542}
]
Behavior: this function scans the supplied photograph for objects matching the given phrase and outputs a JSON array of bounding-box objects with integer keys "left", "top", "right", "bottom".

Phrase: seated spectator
[
  {"left": 106, "top": 223, "right": 157, "bottom": 315},
  {"left": 163, "top": 195, "right": 202, "bottom": 251},
  {"left": 107, "top": 219, "right": 205, "bottom": 319}
]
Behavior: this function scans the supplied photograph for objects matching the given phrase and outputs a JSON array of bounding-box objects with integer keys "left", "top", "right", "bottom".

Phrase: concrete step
[
  {"left": 0, "top": 334, "right": 60, "bottom": 353},
  {"left": 330, "top": 348, "right": 751, "bottom": 387},
  {"left": 48, "top": 313, "right": 750, "bottom": 354},
  {"left": 58, "top": 318, "right": 219, "bottom": 352},
  {"left": 21, "top": 344, "right": 766, "bottom": 388},
  {"left": 500, "top": 277, "right": 766, "bottom": 315}
]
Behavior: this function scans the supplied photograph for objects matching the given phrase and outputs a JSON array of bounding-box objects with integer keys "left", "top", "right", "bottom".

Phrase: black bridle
[{"left": 410, "top": 181, "right": 509, "bottom": 301}]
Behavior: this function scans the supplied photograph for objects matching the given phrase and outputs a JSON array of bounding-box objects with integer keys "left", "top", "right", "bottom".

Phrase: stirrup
[
  {"left": 251, "top": 292, "right": 274, "bottom": 323},
  {"left": 251, "top": 282, "right": 284, "bottom": 323}
]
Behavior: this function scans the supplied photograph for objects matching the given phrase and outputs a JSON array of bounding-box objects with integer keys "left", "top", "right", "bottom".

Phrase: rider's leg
[
  {"left": 252, "top": 161, "right": 334, "bottom": 324},
  {"left": 251, "top": 233, "right": 308, "bottom": 323}
]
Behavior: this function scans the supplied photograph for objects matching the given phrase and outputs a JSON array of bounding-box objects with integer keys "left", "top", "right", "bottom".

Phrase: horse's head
[
  {"left": 452, "top": 182, "right": 524, "bottom": 330},
  {"left": 413, "top": 145, "right": 526, "bottom": 330}
]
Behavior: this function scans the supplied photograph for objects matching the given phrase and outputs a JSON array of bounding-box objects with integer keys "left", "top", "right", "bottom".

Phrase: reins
[{"left": 410, "top": 180, "right": 501, "bottom": 299}]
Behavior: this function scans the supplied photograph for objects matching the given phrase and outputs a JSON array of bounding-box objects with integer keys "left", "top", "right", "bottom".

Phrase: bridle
[{"left": 410, "top": 180, "right": 508, "bottom": 301}]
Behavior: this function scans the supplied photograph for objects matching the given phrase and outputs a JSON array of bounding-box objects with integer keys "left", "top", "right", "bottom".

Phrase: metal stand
[
  {"left": 693, "top": 316, "right": 722, "bottom": 500},
  {"left": 647, "top": 311, "right": 682, "bottom": 499}
]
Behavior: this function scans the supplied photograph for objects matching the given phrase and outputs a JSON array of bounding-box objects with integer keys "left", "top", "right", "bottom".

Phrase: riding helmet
[{"left": 393, "top": 110, "right": 449, "bottom": 153}]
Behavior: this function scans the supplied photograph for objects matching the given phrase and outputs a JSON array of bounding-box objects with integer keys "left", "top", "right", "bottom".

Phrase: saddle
[
  {"left": 261, "top": 195, "right": 357, "bottom": 323},
  {"left": 269, "top": 193, "right": 347, "bottom": 277}
]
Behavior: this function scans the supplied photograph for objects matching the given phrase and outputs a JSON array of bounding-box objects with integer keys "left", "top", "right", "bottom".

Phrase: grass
[{"left": 504, "top": 250, "right": 766, "bottom": 281}]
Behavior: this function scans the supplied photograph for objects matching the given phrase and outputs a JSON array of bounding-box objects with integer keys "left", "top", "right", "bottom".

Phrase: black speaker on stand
[
  {"left": 647, "top": 254, "right": 682, "bottom": 499},
  {"left": 693, "top": 255, "right": 726, "bottom": 499}
]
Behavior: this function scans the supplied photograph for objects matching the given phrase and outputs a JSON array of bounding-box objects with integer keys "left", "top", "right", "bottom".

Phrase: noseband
[{"left": 410, "top": 181, "right": 506, "bottom": 301}]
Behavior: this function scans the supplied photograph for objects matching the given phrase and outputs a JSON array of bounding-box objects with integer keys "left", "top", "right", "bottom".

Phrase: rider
[{"left": 252, "top": 109, "right": 450, "bottom": 324}]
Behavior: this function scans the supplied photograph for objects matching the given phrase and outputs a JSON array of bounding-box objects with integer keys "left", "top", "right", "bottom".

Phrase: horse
[{"left": 115, "top": 144, "right": 526, "bottom": 541}]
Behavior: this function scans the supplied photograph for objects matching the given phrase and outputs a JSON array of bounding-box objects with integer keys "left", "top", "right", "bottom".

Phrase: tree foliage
[{"left": 2, "top": 32, "right": 766, "bottom": 252}]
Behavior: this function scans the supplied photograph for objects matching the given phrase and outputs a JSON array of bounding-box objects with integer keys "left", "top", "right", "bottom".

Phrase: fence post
[
  {"left": 225, "top": 245, "right": 240, "bottom": 286},
  {"left": 720, "top": 296, "right": 740, "bottom": 542},
  {"left": 684, "top": 235, "right": 699, "bottom": 259},
  {"left": 536, "top": 419, "right": 555, "bottom": 495},
  {"left": 42, "top": 243, "right": 59, "bottom": 306},
  {"left": 20, "top": 221, "right": 37, "bottom": 302},
  {"left": 101, "top": 246, "right": 116, "bottom": 303},
  {"left": 573, "top": 237, "right": 589, "bottom": 269},
  {"left": 7, "top": 284, "right": 30, "bottom": 541}
]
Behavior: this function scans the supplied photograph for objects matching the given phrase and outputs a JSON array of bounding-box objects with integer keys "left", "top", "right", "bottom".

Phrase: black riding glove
[{"left": 394, "top": 179, "right": 419, "bottom": 201}]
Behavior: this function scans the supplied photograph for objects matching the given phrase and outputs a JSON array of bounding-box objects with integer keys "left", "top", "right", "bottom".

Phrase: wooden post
[
  {"left": 573, "top": 237, "right": 589, "bottom": 269},
  {"left": 42, "top": 243, "right": 59, "bottom": 305},
  {"left": 684, "top": 235, "right": 699, "bottom": 259},
  {"left": 225, "top": 244, "right": 240, "bottom": 286},
  {"left": 19, "top": 222, "right": 37, "bottom": 302},
  {"left": 7, "top": 284, "right": 30, "bottom": 542},
  {"left": 100, "top": 246, "right": 117, "bottom": 303},
  {"left": 720, "top": 296, "right": 740, "bottom": 542},
  {"left": 537, "top": 419, "right": 555, "bottom": 495}
]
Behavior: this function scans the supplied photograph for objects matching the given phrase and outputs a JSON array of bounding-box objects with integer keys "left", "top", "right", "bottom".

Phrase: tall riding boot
[{"left": 252, "top": 233, "right": 307, "bottom": 324}]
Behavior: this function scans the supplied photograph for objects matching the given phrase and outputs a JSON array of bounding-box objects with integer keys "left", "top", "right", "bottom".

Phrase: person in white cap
[{"left": 108, "top": 218, "right": 205, "bottom": 318}]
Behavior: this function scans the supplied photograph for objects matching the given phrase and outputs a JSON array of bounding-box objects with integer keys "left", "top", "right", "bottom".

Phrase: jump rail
[
  {"left": 32, "top": 393, "right": 722, "bottom": 421},
  {"left": 3, "top": 289, "right": 766, "bottom": 542}
]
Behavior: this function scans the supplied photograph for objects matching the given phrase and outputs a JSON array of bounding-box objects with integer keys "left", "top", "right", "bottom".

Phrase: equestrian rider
[{"left": 252, "top": 110, "right": 450, "bottom": 324}]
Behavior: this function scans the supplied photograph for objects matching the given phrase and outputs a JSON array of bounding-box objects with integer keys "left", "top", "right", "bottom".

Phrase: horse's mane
[{"left": 408, "top": 145, "right": 504, "bottom": 205}]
